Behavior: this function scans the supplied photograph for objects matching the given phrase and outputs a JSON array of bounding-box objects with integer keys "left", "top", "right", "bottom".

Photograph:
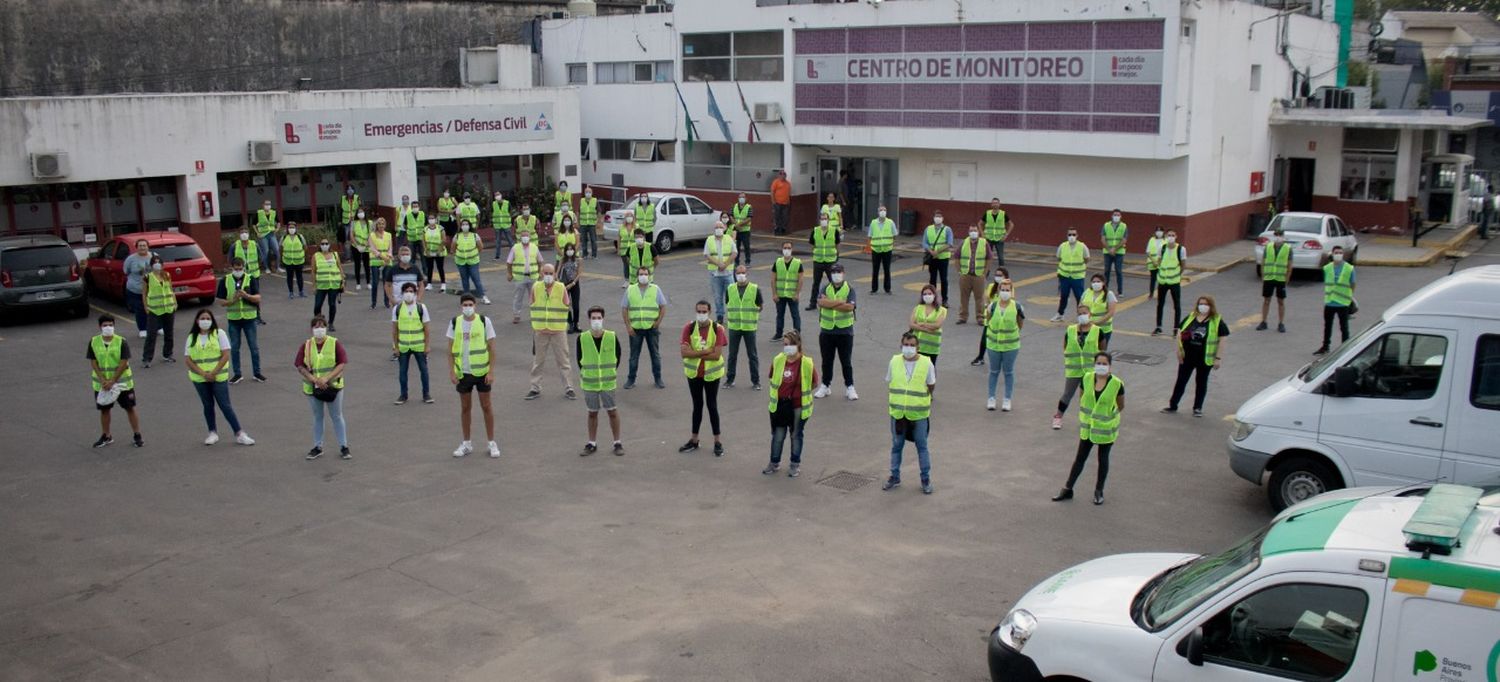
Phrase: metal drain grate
[
  {"left": 816, "top": 470, "right": 877, "bottom": 492},
  {"left": 1112, "top": 352, "right": 1165, "bottom": 366}
]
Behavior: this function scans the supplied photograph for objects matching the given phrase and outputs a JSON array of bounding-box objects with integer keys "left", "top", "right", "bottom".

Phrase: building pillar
[
  {"left": 376, "top": 151, "right": 419, "bottom": 229},
  {"left": 176, "top": 171, "right": 224, "bottom": 268}
]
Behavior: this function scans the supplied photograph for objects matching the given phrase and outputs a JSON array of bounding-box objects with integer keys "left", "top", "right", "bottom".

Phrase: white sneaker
[
  {"left": 441, "top": 283, "right": 448, "bottom": 293},
  {"left": 481, "top": 296, "right": 492, "bottom": 305},
  {"left": 987, "top": 398, "right": 996, "bottom": 411},
  {"left": 487, "top": 441, "right": 501, "bottom": 458},
  {"left": 204, "top": 432, "right": 220, "bottom": 446},
  {"left": 424, "top": 283, "right": 432, "bottom": 291},
  {"left": 1002, "top": 399, "right": 1012, "bottom": 412},
  {"left": 355, "top": 284, "right": 362, "bottom": 291},
  {"left": 1049, "top": 313, "right": 1064, "bottom": 322},
  {"left": 453, "top": 441, "right": 473, "bottom": 458},
  {"left": 813, "top": 384, "right": 830, "bottom": 399},
  {"left": 845, "top": 386, "right": 859, "bottom": 401},
  {"left": 138, "top": 329, "right": 148, "bottom": 338},
  {"left": 235, "top": 432, "right": 255, "bottom": 446}
]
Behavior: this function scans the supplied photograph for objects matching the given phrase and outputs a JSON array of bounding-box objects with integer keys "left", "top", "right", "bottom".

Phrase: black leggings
[
  {"left": 688, "top": 376, "right": 721, "bottom": 437},
  {"left": 284, "top": 264, "right": 304, "bottom": 294},
  {"left": 927, "top": 259, "right": 950, "bottom": 304},
  {"left": 424, "top": 256, "right": 446, "bottom": 283},
  {"left": 1169, "top": 359, "right": 1212, "bottom": 411},
  {"left": 352, "top": 251, "right": 370, "bottom": 285},
  {"left": 567, "top": 282, "right": 581, "bottom": 330},
  {"left": 1065, "top": 438, "right": 1112, "bottom": 492},
  {"left": 1155, "top": 283, "right": 1181, "bottom": 328}
]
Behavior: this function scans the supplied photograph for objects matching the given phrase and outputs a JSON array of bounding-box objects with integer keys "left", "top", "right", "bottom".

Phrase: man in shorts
[
  {"left": 87, "top": 314, "right": 144, "bottom": 448},
  {"left": 446, "top": 293, "right": 501, "bottom": 458},
  {"left": 576, "top": 306, "right": 624, "bottom": 456},
  {"left": 1256, "top": 227, "right": 1291, "bottom": 333}
]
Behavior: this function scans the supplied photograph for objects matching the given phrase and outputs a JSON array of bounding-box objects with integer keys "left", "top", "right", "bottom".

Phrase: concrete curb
[{"left": 1356, "top": 225, "right": 1477, "bottom": 268}]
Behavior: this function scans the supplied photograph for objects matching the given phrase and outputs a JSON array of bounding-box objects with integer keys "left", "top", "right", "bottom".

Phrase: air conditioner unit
[
  {"left": 248, "top": 140, "right": 282, "bottom": 164},
  {"left": 549, "top": 10, "right": 568, "bottom": 19},
  {"left": 752, "top": 102, "right": 781, "bottom": 122},
  {"left": 643, "top": 4, "right": 666, "bottom": 13},
  {"left": 30, "top": 152, "right": 68, "bottom": 179}
]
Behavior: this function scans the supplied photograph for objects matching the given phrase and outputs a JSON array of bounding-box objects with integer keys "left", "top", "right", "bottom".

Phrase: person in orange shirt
[{"left": 770, "top": 170, "right": 792, "bottom": 236}]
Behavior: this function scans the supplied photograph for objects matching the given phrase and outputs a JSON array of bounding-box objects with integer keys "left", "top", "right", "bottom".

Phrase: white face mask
[
  {"left": 820, "top": 221, "right": 829, "bottom": 228},
  {"left": 288, "top": 228, "right": 296, "bottom": 235},
  {"left": 402, "top": 292, "right": 416, "bottom": 304},
  {"left": 240, "top": 232, "right": 249, "bottom": 241},
  {"left": 1094, "top": 364, "right": 1110, "bottom": 376},
  {"left": 922, "top": 293, "right": 935, "bottom": 304},
  {"left": 232, "top": 269, "right": 244, "bottom": 277},
  {"left": 1155, "top": 230, "right": 1164, "bottom": 238},
  {"left": 878, "top": 210, "right": 887, "bottom": 218},
  {"left": 399, "top": 254, "right": 412, "bottom": 264},
  {"left": 783, "top": 345, "right": 798, "bottom": 356},
  {"left": 590, "top": 319, "right": 604, "bottom": 331},
  {"left": 901, "top": 346, "right": 917, "bottom": 359},
  {"left": 1273, "top": 236, "right": 1284, "bottom": 244},
  {"left": 638, "top": 275, "right": 650, "bottom": 285},
  {"left": 563, "top": 220, "right": 572, "bottom": 228},
  {"left": 782, "top": 249, "right": 792, "bottom": 257},
  {"left": 1112, "top": 215, "right": 1121, "bottom": 223},
  {"left": 100, "top": 325, "right": 115, "bottom": 337},
  {"left": 635, "top": 239, "right": 645, "bottom": 248},
  {"left": 357, "top": 212, "right": 365, "bottom": 219},
  {"left": 151, "top": 262, "right": 163, "bottom": 272},
  {"left": 566, "top": 250, "right": 575, "bottom": 258},
  {"left": 934, "top": 217, "right": 944, "bottom": 225},
  {"left": 1091, "top": 281, "right": 1103, "bottom": 291},
  {"left": 999, "top": 290, "right": 1012, "bottom": 301},
  {"left": 1166, "top": 236, "right": 1177, "bottom": 244},
  {"left": 1197, "top": 303, "right": 1211, "bottom": 314},
  {"left": 461, "top": 223, "right": 471, "bottom": 232},
  {"left": 462, "top": 306, "right": 476, "bottom": 317},
  {"left": 714, "top": 228, "right": 724, "bottom": 237},
  {"left": 522, "top": 209, "right": 531, "bottom": 215},
  {"left": 320, "top": 244, "right": 331, "bottom": 252},
  {"left": 521, "top": 236, "right": 531, "bottom": 245},
  {"left": 695, "top": 312, "right": 710, "bottom": 323},
  {"left": 1067, "top": 235, "right": 1077, "bottom": 243},
  {"left": 830, "top": 274, "right": 844, "bottom": 284},
  {"left": 738, "top": 198, "right": 745, "bottom": 204},
  {"left": 586, "top": 191, "right": 593, "bottom": 198},
  {"left": 198, "top": 319, "right": 212, "bottom": 331},
  {"left": 735, "top": 274, "right": 747, "bottom": 283},
  {"left": 1332, "top": 253, "right": 1344, "bottom": 262},
  {"left": 263, "top": 205, "right": 272, "bottom": 212},
  {"left": 968, "top": 232, "right": 979, "bottom": 240},
  {"left": 543, "top": 275, "right": 555, "bottom": 285},
  {"left": 1077, "top": 314, "right": 1091, "bottom": 325},
  {"left": 312, "top": 327, "right": 327, "bottom": 339}
]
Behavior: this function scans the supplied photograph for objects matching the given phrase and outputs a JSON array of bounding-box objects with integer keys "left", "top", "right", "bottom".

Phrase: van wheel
[
  {"left": 654, "top": 231, "right": 675, "bottom": 254},
  {"left": 1267, "top": 457, "right": 1341, "bottom": 511}
]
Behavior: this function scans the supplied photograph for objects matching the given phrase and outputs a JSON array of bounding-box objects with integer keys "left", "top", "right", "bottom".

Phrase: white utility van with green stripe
[
  {"left": 987, "top": 484, "right": 1500, "bottom": 682},
  {"left": 1228, "top": 265, "right": 1500, "bottom": 511}
]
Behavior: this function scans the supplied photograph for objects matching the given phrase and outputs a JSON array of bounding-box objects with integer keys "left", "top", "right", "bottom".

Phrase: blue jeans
[
  {"left": 627, "top": 328, "right": 662, "bottom": 384},
  {"left": 580, "top": 225, "right": 598, "bottom": 257},
  {"left": 369, "top": 265, "right": 388, "bottom": 308},
  {"left": 774, "top": 298, "right": 801, "bottom": 337},
  {"left": 987, "top": 348, "right": 1018, "bottom": 400},
  {"left": 192, "top": 380, "right": 241, "bottom": 434},
  {"left": 308, "top": 392, "right": 347, "bottom": 448},
  {"left": 259, "top": 233, "right": 279, "bottom": 271},
  {"left": 709, "top": 273, "right": 733, "bottom": 321},
  {"left": 889, "top": 417, "right": 931, "bottom": 482},
  {"left": 1056, "top": 276, "right": 1085, "bottom": 316},
  {"left": 1102, "top": 253, "right": 1125, "bottom": 294},
  {"left": 994, "top": 240, "right": 1005, "bottom": 265},
  {"left": 124, "top": 289, "right": 148, "bottom": 331},
  {"left": 226, "top": 318, "right": 261, "bottom": 376},
  {"left": 456, "top": 263, "right": 486, "bottom": 297},
  {"left": 493, "top": 229, "right": 512, "bottom": 257},
  {"left": 770, "top": 416, "right": 807, "bottom": 465},
  {"left": 398, "top": 350, "right": 430, "bottom": 399}
]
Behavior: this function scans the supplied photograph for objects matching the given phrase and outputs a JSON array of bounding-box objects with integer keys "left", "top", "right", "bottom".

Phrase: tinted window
[
  {"left": 1474, "top": 334, "right": 1500, "bottom": 410},
  {"left": 1201, "top": 583, "right": 1367, "bottom": 681},
  {"left": 1269, "top": 215, "right": 1323, "bottom": 234},
  {"left": 687, "top": 197, "right": 714, "bottom": 215},
  {"left": 110, "top": 242, "right": 130, "bottom": 260},
  {"left": 2, "top": 245, "right": 75, "bottom": 269},
  {"left": 666, "top": 198, "right": 689, "bottom": 215},
  {"left": 154, "top": 243, "right": 206, "bottom": 262},
  {"left": 1342, "top": 332, "right": 1448, "bottom": 400}
]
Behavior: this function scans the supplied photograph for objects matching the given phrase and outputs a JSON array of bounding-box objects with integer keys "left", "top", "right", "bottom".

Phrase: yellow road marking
[{"left": 90, "top": 303, "right": 136, "bottom": 328}]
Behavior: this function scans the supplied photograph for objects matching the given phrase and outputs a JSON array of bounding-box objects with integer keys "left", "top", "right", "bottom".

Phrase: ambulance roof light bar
[{"left": 1402, "top": 484, "right": 1483, "bottom": 557}]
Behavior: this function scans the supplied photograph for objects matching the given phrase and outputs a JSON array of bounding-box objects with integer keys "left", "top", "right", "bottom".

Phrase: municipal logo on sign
[{"left": 534, "top": 114, "right": 553, "bottom": 131}]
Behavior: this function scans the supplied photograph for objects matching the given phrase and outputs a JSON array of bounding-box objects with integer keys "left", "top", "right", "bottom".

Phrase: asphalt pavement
[{"left": 0, "top": 233, "right": 1486, "bottom": 681}]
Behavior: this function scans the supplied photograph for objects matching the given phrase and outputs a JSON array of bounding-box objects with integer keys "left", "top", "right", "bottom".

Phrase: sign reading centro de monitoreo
[
  {"left": 275, "top": 104, "right": 555, "bottom": 153},
  {"left": 794, "top": 21, "right": 1165, "bottom": 134}
]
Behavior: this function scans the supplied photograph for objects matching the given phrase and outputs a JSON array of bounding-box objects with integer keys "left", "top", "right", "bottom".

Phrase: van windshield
[
  {"left": 1134, "top": 526, "right": 1267, "bottom": 631},
  {"left": 1296, "top": 320, "right": 1383, "bottom": 381}
]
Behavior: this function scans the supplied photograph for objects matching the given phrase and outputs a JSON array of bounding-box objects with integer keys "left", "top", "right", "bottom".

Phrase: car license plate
[
  {"left": 174, "top": 286, "right": 190, "bottom": 293},
  {"left": 32, "top": 291, "right": 59, "bottom": 301}
]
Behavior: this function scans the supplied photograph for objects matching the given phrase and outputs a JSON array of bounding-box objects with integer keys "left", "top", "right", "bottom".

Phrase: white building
[{"left": 540, "top": 0, "right": 1474, "bottom": 248}]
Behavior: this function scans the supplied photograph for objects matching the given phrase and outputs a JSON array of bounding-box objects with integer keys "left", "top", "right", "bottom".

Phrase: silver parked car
[
  {"left": 0, "top": 234, "right": 88, "bottom": 320},
  {"left": 600, "top": 192, "right": 724, "bottom": 254}
]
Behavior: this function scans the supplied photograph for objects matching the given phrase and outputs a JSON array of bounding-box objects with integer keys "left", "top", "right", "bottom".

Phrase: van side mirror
[
  {"left": 1176, "top": 627, "right": 1205, "bottom": 666},
  {"left": 1332, "top": 366, "right": 1358, "bottom": 397}
]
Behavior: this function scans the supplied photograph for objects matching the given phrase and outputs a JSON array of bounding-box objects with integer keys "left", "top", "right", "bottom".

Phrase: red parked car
[{"left": 85, "top": 231, "right": 217, "bottom": 305}]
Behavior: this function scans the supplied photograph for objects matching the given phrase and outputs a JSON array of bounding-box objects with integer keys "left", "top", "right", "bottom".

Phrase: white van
[
  {"left": 1229, "top": 265, "right": 1500, "bottom": 511},
  {"left": 986, "top": 485, "right": 1500, "bottom": 681}
]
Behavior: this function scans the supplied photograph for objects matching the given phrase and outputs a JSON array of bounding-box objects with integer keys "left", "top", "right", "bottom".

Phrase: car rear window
[
  {"left": 1269, "top": 215, "right": 1323, "bottom": 234},
  {"left": 155, "top": 243, "right": 206, "bottom": 262},
  {"left": 2, "top": 245, "right": 75, "bottom": 269}
]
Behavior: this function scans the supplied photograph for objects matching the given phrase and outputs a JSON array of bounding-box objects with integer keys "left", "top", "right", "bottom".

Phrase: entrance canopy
[{"left": 1269, "top": 108, "right": 1491, "bottom": 131}]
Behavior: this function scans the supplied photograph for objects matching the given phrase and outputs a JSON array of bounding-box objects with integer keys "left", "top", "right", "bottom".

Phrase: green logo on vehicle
[{"left": 1414, "top": 649, "right": 1437, "bottom": 676}]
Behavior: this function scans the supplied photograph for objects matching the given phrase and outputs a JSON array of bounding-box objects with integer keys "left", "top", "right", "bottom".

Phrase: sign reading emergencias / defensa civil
[
  {"left": 794, "top": 20, "right": 1165, "bottom": 134},
  {"left": 274, "top": 104, "right": 556, "bottom": 153}
]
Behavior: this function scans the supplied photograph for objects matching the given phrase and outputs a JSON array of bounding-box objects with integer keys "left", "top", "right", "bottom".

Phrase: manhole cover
[
  {"left": 816, "top": 470, "right": 877, "bottom": 492},
  {"left": 1112, "top": 352, "right": 1165, "bottom": 366}
]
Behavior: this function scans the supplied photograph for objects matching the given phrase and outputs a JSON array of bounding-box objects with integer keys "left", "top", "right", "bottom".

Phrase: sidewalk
[{"left": 1354, "top": 225, "right": 1477, "bottom": 267}]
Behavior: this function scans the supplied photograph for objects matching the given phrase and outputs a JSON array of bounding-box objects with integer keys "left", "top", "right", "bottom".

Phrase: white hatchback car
[
  {"left": 1252, "top": 212, "right": 1359, "bottom": 277},
  {"left": 600, "top": 192, "right": 724, "bottom": 254}
]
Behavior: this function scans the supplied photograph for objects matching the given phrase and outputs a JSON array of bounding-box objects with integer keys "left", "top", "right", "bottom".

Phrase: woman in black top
[{"left": 1162, "top": 294, "right": 1229, "bottom": 417}]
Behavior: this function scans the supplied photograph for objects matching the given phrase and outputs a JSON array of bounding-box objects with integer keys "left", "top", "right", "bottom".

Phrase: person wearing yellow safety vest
[
  {"left": 805, "top": 215, "right": 840, "bottom": 311},
  {"left": 971, "top": 265, "right": 1013, "bottom": 367},
  {"left": 217, "top": 257, "right": 265, "bottom": 384},
  {"left": 338, "top": 186, "right": 360, "bottom": 253},
  {"left": 421, "top": 216, "right": 449, "bottom": 294},
  {"left": 491, "top": 190, "right": 513, "bottom": 256},
  {"left": 1315, "top": 245, "right": 1356, "bottom": 356},
  {"left": 281, "top": 221, "right": 308, "bottom": 299},
  {"left": 1151, "top": 230, "right": 1186, "bottom": 335},
  {"left": 451, "top": 219, "right": 489, "bottom": 305},
  {"left": 577, "top": 306, "right": 624, "bottom": 456},
  {"left": 514, "top": 203, "right": 539, "bottom": 241},
  {"left": 1051, "top": 352, "right": 1123, "bottom": 506},
  {"left": 983, "top": 197, "right": 1013, "bottom": 266},
  {"left": 255, "top": 199, "right": 281, "bottom": 275},
  {"left": 772, "top": 241, "right": 804, "bottom": 341},
  {"left": 310, "top": 237, "right": 344, "bottom": 332},
  {"left": 909, "top": 284, "right": 948, "bottom": 366},
  {"left": 1257, "top": 227, "right": 1290, "bottom": 333},
  {"left": 819, "top": 193, "right": 843, "bottom": 232},
  {"left": 1144, "top": 226, "right": 1166, "bottom": 300},
  {"left": 578, "top": 185, "right": 600, "bottom": 259},
  {"left": 555, "top": 212, "right": 579, "bottom": 263},
  {"left": 723, "top": 264, "right": 763, "bottom": 390},
  {"left": 620, "top": 266, "right": 668, "bottom": 389},
  {"left": 625, "top": 231, "right": 657, "bottom": 287},
  {"left": 447, "top": 293, "right": 501, "bottom": 458},
  {"left": 506, "top": 230, "right": 542, "bottom": 325},
  {"left": 813, "top": 263, "right": 858, "bottom": 401},
  {"left": 678, "top": 300, "right": 728, "bottom": 456},
  {"left": 868, "top": 205, "right": 896, "bottom": 294},
  {"left": 296, "top": 315, "right": 349, "bottom": 461},
  {"left": 883, "top": 332, "right": 936, "bottom": 495},
  {"left": 730, "top": 193, "right": 753, "bottom": 266},
  {"left": 391, "top": 282, "right": 432, "bottom": 405},
  {"left": 1051, "top": 227, "right": 1089, "bottom": 322},
  {"left": 367, "top": 218, "right": 394, "bottom": 310},
  {"left": 983, "top": 277, "right": 1025, "bottom": 412},
  {"left": 526, "top": 262, "right": 578, "bottom": 401},
  {"left": 86, "top": 313, "right": 144, "bottom": 449},
  {"left": 923, "top": 210, "right": 955, "bottom": 307},
  {"left": 616, "top": 213, "right": 638, "bottom": 284},
  {"left": 955, "top": 224, "right": 994, "bottom": 324},
  {"left": 1051, "top": 304, "right": 1101, "bottom": 430},
  {"left": 634, "top": 193, "right": 657, "bottom": 242},
  {"left": 349, "top": 208, "right": 372, "bottom": 290},
  {"left": 141, "top": 255, "right": 177, "bottom": 367},
  {"left": 1081, "top": 273, "right": 1119, "bottom": 351},
  {"left": 400, "top": 197, "right": 426, "bottom": 253},
  {"left": 455, "top": 193, "right": 479, "bottom": 240},
  {"left": 230, "top": 228, "right": 262, "bottom": 282},
  {"left": 762, "top": 329, "right": 819, "bottom": 478},
  {"left": 184, "top": 309, "right": 254, "bottom": 446},
  {"left": 436, "top": 189, "right": 457, "bottom": 236},
  {"left": 1163, "top": 294, "right": 1229, "bottom": 417},
  {"left": 704, "top": 221, "right": 738, "bottom": 324},
  {"left": 1100, "top": 210, "right": 1128, "bottom": 296},
  {"left": 553, "top": 181, "right": 574, "bottom": 227}
]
